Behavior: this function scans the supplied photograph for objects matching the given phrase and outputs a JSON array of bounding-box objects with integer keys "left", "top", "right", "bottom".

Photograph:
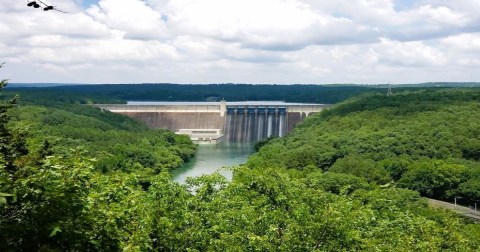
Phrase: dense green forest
[
  {"left": 8, "top": 82, "right": 480, "bottom": 106},
  {"left": 1, "top": 72, "right": 480, "bottom": 251},
  {"left": 7, "top": 84, "right": 377, "bottom": 105},
  {"left": 249, "top": 89, "right": 480, "bottom": 204},
  {"left": 10, "top": 104, "right": 196, "bottom": 175}
]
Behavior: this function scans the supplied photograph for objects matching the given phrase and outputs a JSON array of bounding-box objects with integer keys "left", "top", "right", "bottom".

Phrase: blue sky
[
  {"left": 81, "top": 0, "right": 98, "bottom": 8},
  {"left": 1, "top": 0, "right": 480, "bottom": 84},
  {"left": 393, "top": 0, "right": 418, "bottom": 11}
]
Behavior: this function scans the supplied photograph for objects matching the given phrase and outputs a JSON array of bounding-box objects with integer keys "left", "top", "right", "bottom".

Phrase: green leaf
[{"left": 49, "top": 226, "right": 62, "bottom": 237}]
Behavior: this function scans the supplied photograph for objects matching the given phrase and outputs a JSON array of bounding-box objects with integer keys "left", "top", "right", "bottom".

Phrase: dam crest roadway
[{"left": 96, "top": 101, "right": 329, "bottom": 144}]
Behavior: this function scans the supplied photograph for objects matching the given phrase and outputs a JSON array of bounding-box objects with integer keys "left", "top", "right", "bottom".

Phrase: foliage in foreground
[{"left": 3, "top": 161, "right": 480, "bottom": 251}]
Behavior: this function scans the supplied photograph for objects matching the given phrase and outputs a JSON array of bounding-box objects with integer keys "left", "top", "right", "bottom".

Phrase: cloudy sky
[{"left": 1, "top": 0, "right": 480, "bottom": 84}]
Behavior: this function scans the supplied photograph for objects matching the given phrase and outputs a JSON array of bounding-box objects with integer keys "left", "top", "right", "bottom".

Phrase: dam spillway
[
  {"left": 224, "top": 106, "right": 287, "bottom": 142},
  {"left": 95, "top": 101, "right": 329, "bottom": 143}
]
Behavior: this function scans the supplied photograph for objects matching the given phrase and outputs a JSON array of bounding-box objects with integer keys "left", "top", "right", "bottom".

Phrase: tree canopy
[{"left": 249, "top": 89, "right": 480, "bottom": 204}]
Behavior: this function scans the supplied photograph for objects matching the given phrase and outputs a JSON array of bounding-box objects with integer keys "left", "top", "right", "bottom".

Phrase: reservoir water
[{"left": 172, "top": 142, "right": 255, "bottom": 183}]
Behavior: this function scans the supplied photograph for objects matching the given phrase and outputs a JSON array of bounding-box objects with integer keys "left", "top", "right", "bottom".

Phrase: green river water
[{"left": 172, "top": 142, "right": 255, "bottom": 184}]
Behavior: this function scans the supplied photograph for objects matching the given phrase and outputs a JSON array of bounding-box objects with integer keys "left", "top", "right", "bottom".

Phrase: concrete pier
[{"left": 176, "top": 129, "right": 224, "bottom": 144}]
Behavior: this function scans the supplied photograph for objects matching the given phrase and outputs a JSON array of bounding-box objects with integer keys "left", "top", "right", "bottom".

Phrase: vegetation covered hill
[
  {"left": 248, "top": 89, "right": 480, "bottom": 203},
  {"left": 10, "top": 104, "right": 196, "bottom": 175},
  {"left": 1, "top": 76, "right": 480, "bottom": 251}
]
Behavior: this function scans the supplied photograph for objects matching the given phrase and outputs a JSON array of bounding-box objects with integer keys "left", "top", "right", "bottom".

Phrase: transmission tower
[{"left": 387, "top": 84, "right": 393, "bottom": 96}]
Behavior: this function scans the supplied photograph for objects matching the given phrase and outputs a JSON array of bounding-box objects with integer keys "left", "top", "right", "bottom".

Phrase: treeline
[
  {"left": 2, "top": 88, "right": 123, "bottom": 107},
  {"left": 248, "top": 89, "right": 480, "bottom": 204},
  {"left": 7, "top": 84, "right": 378, "bottom": 104}
]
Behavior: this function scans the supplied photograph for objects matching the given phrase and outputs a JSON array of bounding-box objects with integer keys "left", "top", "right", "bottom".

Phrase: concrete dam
[{"left": 96, "top": 101, "right": 328, "bottom": 143}]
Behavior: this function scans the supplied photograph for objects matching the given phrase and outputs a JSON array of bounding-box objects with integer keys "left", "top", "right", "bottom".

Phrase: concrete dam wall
[
  {"left": 119, "top": 112, "right": 224, "bottom": 132},
  {"left": 96, "top": 102, "right": 328, "bottom": 143}
]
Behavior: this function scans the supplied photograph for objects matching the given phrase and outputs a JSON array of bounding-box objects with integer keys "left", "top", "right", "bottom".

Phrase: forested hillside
[
  {"left": 249, "top": 89, "right": 480, "bottom": 203},
  {"left": 10, "top": 104, "right": 196, "bottom": 175},
  {"left": 2, "top": 79, "right": 480, "bottom": 251}
]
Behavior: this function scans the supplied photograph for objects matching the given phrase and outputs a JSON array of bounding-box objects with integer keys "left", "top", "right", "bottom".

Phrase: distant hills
[
  {"left": 7, "top": 82, "right": 480, "bottom": 88},
  {"left": 4, "top": 82, "right": 480, "bottom": 106}
]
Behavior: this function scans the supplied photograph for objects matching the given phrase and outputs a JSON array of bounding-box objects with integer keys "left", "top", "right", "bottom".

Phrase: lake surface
[{"left": 172, "top": 142, "right": 255, "bottom": 184}]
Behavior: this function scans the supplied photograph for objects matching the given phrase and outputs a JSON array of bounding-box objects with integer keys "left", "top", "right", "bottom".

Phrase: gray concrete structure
[
  {"left": 176, "top": 129, "right": 224, "bottom": 144},
  {"left": 95, "top": 101, "right": 329, "bottom": 143}
]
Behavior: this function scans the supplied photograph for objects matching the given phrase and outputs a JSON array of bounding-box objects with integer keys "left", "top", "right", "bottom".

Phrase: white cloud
[
  {"left": 416, "top": 5, "right": 469, "bottom": 26},
  {"left": 21, "top": 39, "right": 180, "bottom": 65},
  {"left": 442, "top": 33, "right": 480, "bottom": 51},
  {"left": 374, "top": 38, "right": 448, "bottom": 67},
  {"left": 440, "top": 33, "right": 480, "bottom": 67},
  {"left": 0, "top": 0, "right": 480, "bottom": 84},
  {"left": 304, "top": 0, "right": 476, "bottom": 41},
  {"left": 86, "top": 0, "right": 169, "bottom": 40},
  {"left": 166, "top": 0, "right": 378, "bottom": 50}
]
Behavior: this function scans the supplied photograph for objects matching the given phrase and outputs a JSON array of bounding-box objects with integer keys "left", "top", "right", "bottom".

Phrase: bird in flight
[{"left": 26, "top": 0, "right": 67, "bottom": 13}]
